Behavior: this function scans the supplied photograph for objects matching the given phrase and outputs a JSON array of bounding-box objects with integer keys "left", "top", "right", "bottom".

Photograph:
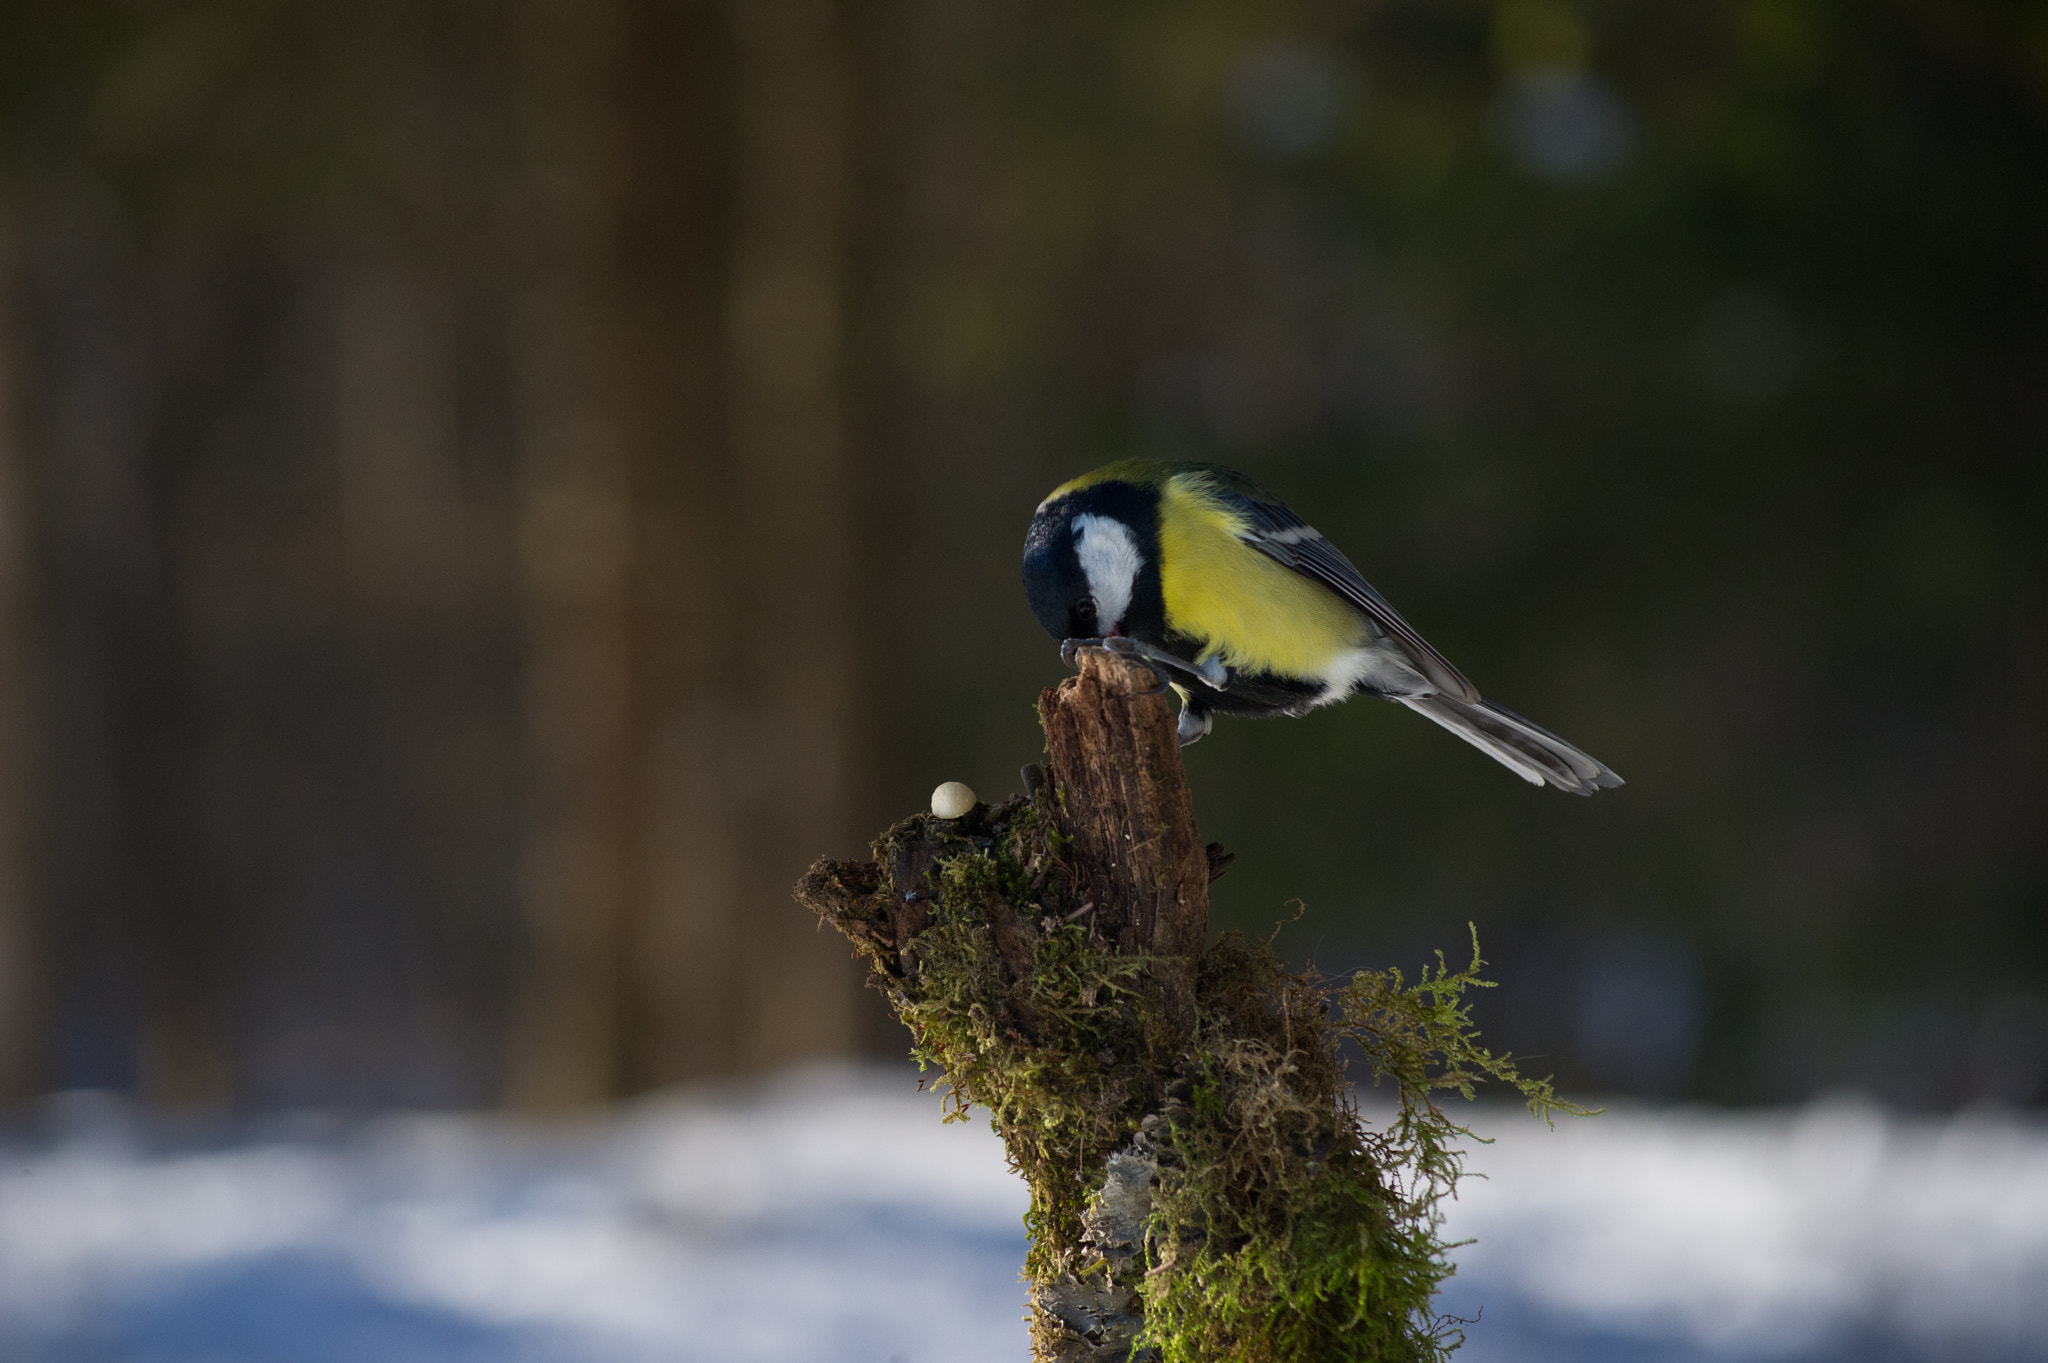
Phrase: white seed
[{"left": 930, "top": 781, "right": 978, "bottom": 820}]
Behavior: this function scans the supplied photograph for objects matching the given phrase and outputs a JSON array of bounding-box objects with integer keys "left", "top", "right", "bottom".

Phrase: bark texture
[
  {"left": 1039, "top": 650, "right": 1211, "bottom": 959},
  {"left": 1042, "top": 650, "right": 1212, "bottom": 1059}
]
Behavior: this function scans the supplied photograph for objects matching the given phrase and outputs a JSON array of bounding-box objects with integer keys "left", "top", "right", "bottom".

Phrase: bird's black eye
[{"left": 1071, "top": 598, "right": 1098, "bottom": 636}]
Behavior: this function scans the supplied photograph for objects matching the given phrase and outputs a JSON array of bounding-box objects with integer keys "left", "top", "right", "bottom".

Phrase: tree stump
[
  {"left": 796, "top": 646, "right": 1566, "bottom": 1363},
  {"left": 1037, "top": 651, "right": 1214, "bottom": 1056},
  {"left": 799, "top": 649, "right": 1209, "bottom": 1357},
  {"left": 1039, "top": 649, "right": 1212, "bottom": 959}
]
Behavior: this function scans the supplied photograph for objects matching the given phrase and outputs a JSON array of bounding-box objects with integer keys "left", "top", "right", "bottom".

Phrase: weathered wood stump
[
  {"left": 799, "top": 650, "right": 1210, "bottom": 1358},
  {"left": 796, "top": 647, "right": 1564, "bottom": 1363},
  {"left": 1037, "top": 651, "right": 1217, "bottom": 1061},
  {"left": 1038, "top": 650, "right": 1213, "bottom": 959}
]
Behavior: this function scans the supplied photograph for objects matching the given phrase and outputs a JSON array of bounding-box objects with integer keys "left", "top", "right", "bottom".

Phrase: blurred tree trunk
[
  {"left": 0, "top": 0, "right": 873, "bottom": 1113},
  {"left": 610, "top": 0, "right": 749, "bottom": 1088},
  {"left": 501, "top": 0, "right": 645, "bottom": 1109},
  {"left": 716, "top": 0, "right": 862, "bottom": 1072},
  {"left": 24, "top": 221, "right": 239, "bottom": 1109},
  {"left": 0, "top": 214, "right": 38, "bottom": 1103},
  {"left": 505, "top": 0, "right": 864, "bottom": 1105},
  {"left": 621, "top": 0, "right": 867, "bottom": 1085}
]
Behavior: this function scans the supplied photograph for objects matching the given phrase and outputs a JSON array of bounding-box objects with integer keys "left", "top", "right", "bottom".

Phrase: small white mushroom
[{"left": 930, "top": 781, "right": 978, "bottom": 820}]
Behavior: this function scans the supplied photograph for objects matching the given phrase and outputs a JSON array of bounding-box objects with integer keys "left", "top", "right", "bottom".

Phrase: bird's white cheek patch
[{"left": 1071, "top": 513, "right": 1144, "bottom": 631}]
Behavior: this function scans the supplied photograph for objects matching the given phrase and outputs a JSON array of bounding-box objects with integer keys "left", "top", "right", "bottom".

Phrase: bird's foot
[
  {"left": 1060, "top": 639, "right": 1218, "bottom": 741},
  {"left": 1059, "top": 636, "right": 1193, "bottom": 695}
]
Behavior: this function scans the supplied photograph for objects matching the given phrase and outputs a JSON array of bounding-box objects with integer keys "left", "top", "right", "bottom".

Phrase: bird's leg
[{"left": 1059, "top": 638, "right": 1220, "bottom": 743}]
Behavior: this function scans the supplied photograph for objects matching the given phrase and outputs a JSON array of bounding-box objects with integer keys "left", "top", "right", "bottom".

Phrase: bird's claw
[
  {"left": 1060, "top": 637, "right": 1220, "bottom": 743},
  {"left": 1061, "top": 636, "right": 1225, "bottom": 691},
  {"left": 1059, "top": 636, "right": 1185, "bottom": 695}
]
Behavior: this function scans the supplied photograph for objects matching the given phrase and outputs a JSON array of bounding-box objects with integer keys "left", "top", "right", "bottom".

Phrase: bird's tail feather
[{"left": 1398, "top": 694, "right": 1623, "bottom": 796}]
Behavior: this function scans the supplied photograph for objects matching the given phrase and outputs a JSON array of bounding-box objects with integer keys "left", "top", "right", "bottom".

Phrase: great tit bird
[{"left": 1021, "top": 459, "right": 1622, "bottom": 795}]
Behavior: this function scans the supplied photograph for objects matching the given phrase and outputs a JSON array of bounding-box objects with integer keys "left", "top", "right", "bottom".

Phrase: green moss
[
  {"left": 1136, "top": 930, "right": 1580, "bottom": 1362},
  {"left": 837, "top": 802, "right": 1581, "bottom": 1361},
  {"left": 860, "top": 801, "right": 1157, "bottom": 1275}
]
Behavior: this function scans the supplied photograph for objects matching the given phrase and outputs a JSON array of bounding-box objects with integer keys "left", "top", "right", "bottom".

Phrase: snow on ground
[
  {"left": 1, "top": 1065, "right": 2044, "bottom": 1362},
  {"left": 1439, "top": 1096, "right": 2048, "bottom": 1362}
]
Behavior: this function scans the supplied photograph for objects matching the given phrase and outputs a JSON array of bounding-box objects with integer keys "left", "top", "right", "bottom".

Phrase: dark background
[{"left": 0, "top": 0, "right": 2039, "bottom": 1115}]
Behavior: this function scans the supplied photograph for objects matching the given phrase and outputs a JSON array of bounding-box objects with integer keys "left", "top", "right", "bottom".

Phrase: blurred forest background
[{"left": 0, "top": 0, "right": 2039, "bottom": 1115}]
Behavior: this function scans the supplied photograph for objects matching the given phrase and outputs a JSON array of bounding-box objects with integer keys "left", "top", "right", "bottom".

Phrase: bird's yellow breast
[{"left": 1157, "top": 474, "right": 1367, "bottom": 677}]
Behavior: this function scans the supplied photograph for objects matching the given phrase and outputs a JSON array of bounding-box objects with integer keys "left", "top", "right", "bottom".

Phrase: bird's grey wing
[{"left": 1193, "top": 466, "right": 1481, "bottom": 703}]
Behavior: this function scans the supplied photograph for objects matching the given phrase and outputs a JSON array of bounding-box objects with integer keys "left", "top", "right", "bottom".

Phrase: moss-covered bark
[{"left": 795, "top": 653, "right": 1573, "bottom": 1361}]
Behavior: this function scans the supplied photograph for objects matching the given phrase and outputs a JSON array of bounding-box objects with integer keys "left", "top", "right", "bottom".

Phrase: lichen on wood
[{"left": 795, "top": 650, "right": 1576, "bottom": 1362}]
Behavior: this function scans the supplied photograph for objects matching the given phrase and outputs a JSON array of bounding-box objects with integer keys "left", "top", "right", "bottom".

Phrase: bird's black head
[{"left": 1021, "top": 477, "right": 1164, "bottom": 644}]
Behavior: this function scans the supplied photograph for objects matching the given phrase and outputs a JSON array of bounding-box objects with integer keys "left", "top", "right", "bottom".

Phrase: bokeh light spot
[
  {"left": 1499, "top": 69, "right": 1637, "bottom": 180},
  {"left": 1691, "top": 287, "right": 1802, "bottom": 403},
  {"left": 1224, "top": 40, "right": 1353, "bottom": 162}
]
